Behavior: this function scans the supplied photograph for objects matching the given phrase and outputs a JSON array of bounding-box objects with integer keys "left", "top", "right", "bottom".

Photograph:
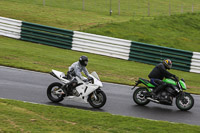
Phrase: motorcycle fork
[
  {"left": 177, "top": 91, "right": 185, "bottom": 100},
  {"left": 91, "top": 91, "right": 98, "bottom": 100}
]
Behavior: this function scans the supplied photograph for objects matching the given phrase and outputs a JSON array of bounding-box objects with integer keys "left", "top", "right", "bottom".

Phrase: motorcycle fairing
[
  {"left": 163, "top": 79, "right": 176, "bottom": 86},
  {"left": 52, "top": 69, "right": 70, "bottom": 83},
  {"left": 179, "top": 80, "right": 186, "bottom": 90}
]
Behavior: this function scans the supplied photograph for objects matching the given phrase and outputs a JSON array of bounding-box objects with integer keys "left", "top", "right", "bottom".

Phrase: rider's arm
[
  {"left": 164, "top": 70, "right": 178, "bottom": 80},
  {"left": 83, "top": 67, "right": 90, "bottom": 78},
  {"left": 164, "top": 70, "right": 175, "bottom": 78},
  {"left": 159, "top": 64, "right": 175, "bottom": 78},
  {"left": 68, "top": 62, "right": 76, "bottom": 72},
  {"left": 74, "top": 67, "right": 85, "bottom": 80},
  {"left": 161, "top": 65, "right": 175, "bottom": 78}
]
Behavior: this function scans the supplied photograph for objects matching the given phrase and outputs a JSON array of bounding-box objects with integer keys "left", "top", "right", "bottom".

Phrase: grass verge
[
  {"left": 1, "top": 1, "right": 200, "bottom": 52},
  {"left": 0, "top": 36, "right": 200, "bottom": 94},
  {"left": 84, "top": 13, "right": 200, "bottom": 52},
  {"left": 2, "top": 0, "right": 200, "bottom": 17},
  {"left": 1, "top": 0, "right": 200, "bottom": 52},
  {"left": 0, "top": 0, "right": 130, "bottom": 30},
  {"left": 0, "top": 98, "right": 200, "bottom": 132}
]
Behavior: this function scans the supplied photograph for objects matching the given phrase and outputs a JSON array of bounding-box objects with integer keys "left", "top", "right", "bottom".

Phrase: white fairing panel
[
  {"left": 91, "top": 71, "right": 100, "bottom": 80},
  {"left": 52, "top": 69, "right": 69, "bottom": 83},
  {"left": 52, "top": 70, "right": 65, "bottom": 78}
]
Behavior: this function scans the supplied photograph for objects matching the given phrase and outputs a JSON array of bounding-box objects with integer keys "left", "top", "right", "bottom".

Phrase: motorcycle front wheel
[
  {"left": 133, "top": 87, "right": 150, "bottom": 106},
  {"left": 88, "top": 89, "right": 107, "bottom": 109},
  {"left": 176, "top": 92, "right": 194, "bottom": 111},
  {"left": 47, "top": 82, "right": 64, "bottom": 103}
]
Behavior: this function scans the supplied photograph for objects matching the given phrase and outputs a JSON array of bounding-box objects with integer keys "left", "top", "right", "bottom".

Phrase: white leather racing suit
[{"left": 68, "top": 61, "right": 90, "bottom": 80}]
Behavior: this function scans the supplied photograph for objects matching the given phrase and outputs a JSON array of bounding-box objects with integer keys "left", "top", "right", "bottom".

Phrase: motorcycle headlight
[{"left": 180, "top": 80, "right": 187, "bottom": 90}]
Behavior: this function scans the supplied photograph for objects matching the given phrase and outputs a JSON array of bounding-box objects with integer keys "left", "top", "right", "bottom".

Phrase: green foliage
[{"left": 1, "top": 99, "right": 200, "bottom": 132}]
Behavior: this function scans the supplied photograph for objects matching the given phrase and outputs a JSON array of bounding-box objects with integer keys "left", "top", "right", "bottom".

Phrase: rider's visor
[{"left": 84, "top": 61, "right": 88, "bottom": 65}]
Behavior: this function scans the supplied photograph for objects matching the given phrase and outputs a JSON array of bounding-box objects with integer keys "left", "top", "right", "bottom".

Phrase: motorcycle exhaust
[{"left": 147, "top": 97, "right": 159, "bottom": 103}]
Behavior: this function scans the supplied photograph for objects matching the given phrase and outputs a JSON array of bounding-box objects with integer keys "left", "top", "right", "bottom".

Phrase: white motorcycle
[{"left": 47, "top": 70, "right": 107, "bottom": 108}]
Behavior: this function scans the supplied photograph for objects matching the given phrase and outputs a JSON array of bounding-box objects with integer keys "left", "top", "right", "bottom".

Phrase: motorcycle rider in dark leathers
[{"left": 148, "top": 59, "right": 178, "bottom": 99}]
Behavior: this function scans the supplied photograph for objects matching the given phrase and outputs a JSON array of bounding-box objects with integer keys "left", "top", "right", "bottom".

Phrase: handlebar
[
  {"left": 168, "top": 76, "right": 179, "bottom": 82},
  {"left": 83, "top": 77, "right": 94, "bottom": 83}
]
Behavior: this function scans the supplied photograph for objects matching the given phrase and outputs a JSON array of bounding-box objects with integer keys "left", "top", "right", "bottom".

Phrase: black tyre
[
  {"left": 47, "top": 82, "right": 64, "bottom": 103},
  {"left": 133, "top": 87, "right": 150, "bottom": 106},
  {"left": 176, "top": 93, "right": 194, "bottom": 111},
  {"left": 88, "top": 89, "right": 107, "bottom": 109}
]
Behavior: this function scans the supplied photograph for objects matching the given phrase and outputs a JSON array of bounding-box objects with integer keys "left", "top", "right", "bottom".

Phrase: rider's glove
[
  {"left": 173, "top": 75, "right": 179, "bottom": 81},
  {"left": 83, "top": 79, "right": 88, "bottom": 82},
  {"left": 88, "top": 76, "right": 93, "bottom": 81},
  {"left": 83, "top": 77, "right": 93, "bottom": 83}
]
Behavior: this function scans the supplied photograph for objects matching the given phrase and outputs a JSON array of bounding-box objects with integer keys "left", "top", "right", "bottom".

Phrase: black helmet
[
  {"left": 163, "top": 59, "right": 172, "bottom": 69},
  {"left": 79, "top": 56, "right": 88, "bottom": 66}
]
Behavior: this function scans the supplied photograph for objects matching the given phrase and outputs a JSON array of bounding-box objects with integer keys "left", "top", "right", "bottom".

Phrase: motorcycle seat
[
  {"left": 139, "top": 78, "right": 158, "bottom": 87},
  {"left": 139, "top": 78, "right": 151, "bottom": 83}
]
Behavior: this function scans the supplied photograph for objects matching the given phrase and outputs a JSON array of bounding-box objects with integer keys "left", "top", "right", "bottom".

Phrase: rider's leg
[
  {"left": 153, "top": 79, "right": 166, "bottom": 94},
  {"left": 67, "top": 78, "right": 78, "bottom": 95},
  {"left": 60, "top": 78, "right": 76, "bottom": 95},
  {"left": 149, "top": 79, "right": 166, "bottom": 99},
  {"left": 149, "top": 78, "right": 159, "bottom": 98}
]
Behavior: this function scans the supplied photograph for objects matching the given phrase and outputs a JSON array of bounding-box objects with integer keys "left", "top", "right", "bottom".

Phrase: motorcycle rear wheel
[
  {"left": 88, "top": 89, "right": 106, "bottom": 109},
  {"left": 133, "top": 87, "right": 150, "bottom": 106},
  {"left": 47, "top": 82, "right": 64, "bottom": 103},
  {"left": 176, "top": 93, "right": 194, "bottom": 111}
]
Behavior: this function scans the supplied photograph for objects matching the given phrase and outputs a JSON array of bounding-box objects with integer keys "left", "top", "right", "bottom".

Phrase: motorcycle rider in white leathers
[
  {"left": 68, "top": 55, "right": 90, "bottom": 81},
  {"left": 63, "top": 55, "right": 91, "bottom": 95}
]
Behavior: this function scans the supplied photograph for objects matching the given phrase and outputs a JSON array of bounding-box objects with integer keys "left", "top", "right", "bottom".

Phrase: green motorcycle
[{"left": 132, "top": 77, "right": 194, "bottom": 111}]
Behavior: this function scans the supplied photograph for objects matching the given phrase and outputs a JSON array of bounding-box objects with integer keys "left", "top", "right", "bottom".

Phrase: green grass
[
  {"left": 0, "top": 98, "right": 200, "bottom": 132},
  {"left": 84, "top": 13, "right": 200, "bottom": 52},
  {"left": 0, "top": 36, "right": 200, "bottom": 94},
  {"left": 1, "top": 0, "right": 200, "bottom": 30},
  {"left": 1, "top": 0, "right": 200, "bottom": 51},
  {"left": 2, "top": 0, "right": 200, "bottom": 16},
  {"left": 0, "top": 0, "right": 130, "bottom": 30}
]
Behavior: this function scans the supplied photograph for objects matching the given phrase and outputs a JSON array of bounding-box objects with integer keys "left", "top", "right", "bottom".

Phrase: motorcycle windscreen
[{"left": 91, "top": 71, "right": 100, "bottom": 80}]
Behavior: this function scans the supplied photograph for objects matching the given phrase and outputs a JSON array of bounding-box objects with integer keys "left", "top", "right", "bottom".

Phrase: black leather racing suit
[{"left": 148, "top": 63, "right": 175, "bottom": 94}]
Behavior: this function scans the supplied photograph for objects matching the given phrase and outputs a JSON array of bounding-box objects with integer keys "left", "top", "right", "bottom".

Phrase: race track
[{"left": 0, "top": 66, "right": 199, "bottom": 126}]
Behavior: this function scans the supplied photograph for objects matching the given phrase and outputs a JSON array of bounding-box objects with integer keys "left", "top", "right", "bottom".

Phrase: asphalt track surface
[{"left": 0, "top": 66, "right": 200, "bottom": 126}]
